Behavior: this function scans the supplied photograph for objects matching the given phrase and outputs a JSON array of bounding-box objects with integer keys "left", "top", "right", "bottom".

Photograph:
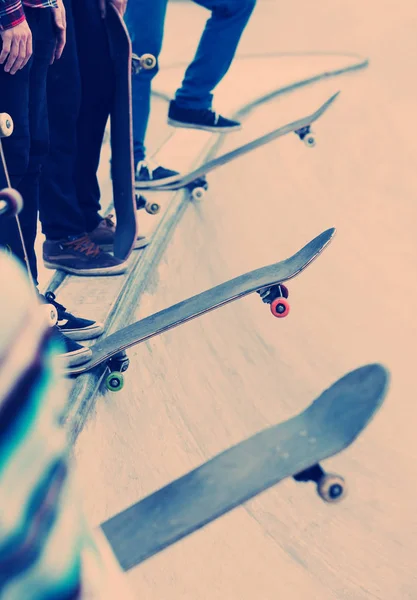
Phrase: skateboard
[
  {"left": 66, "top": 227, "right": 335, "bottom": 389},
  {"left": 0, "top": 114, "right": 59, "bottom": 325},
  {"left": 0, "top": 114, "right": 33, "bottom": 282},
  {"left": 100, "top": 363, "right": 389, "bottom": 571},
  {"left": 134, "top": 92, "right": 340, "bottom": 199},
  {"left": 104, "top": 6, "right": 155, "bottom": 259}
]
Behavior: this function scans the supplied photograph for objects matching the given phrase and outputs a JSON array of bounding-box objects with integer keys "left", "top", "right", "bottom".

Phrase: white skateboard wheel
[{"left": 0, "top": 113, "right": 14, "bottom": 138}]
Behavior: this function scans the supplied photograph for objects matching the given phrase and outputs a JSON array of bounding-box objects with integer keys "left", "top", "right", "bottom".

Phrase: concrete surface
[{"left": 72, "top": 1, "right": 416, "bottom": 598}]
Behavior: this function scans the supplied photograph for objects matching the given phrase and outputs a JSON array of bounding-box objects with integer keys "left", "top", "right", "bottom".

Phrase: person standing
[
  {"left": 0, "top": 0, "right": 104, "bottom": 367},
  {"left": 125, "top": 0, "right": 256, "bottom": 183}
]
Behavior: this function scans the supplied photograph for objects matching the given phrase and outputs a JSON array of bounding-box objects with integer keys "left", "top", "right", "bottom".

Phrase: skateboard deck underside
[
  {"left": 101, "top": 364, "right": 388, "bottom": 571},
  {"left": 135, "top": 92, "right": 340, "bottom": 192},
  {"left": 67, "top": 227, "right": 335, "bottom": 375},
  {"left": 106, "top": 6, "right": 137, "bottom": 260}
]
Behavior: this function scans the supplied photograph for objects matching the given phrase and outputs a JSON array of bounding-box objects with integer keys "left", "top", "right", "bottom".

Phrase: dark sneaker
[
  {"left": 43, "top": 235, "right": 127, "bottom": 276},
  {"left": 89, "top": 215, "right": 148, "bottom": 252},
  {"left": 168, "top": 100, "right": 241, "bottom": 133},
  {"left": 41, "top": 291, "right": 104, "bottom": 341},
  {"left": 136, "top": 160, "right": 179, "bottom": 182},
  {"left": 51, "top": 326, "right": 92, "bottom": 368}
]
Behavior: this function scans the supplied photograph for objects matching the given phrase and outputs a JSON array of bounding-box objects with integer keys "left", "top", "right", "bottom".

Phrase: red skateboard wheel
[{"left": 270, "top": 297, "right": 290, "bottom": 318}]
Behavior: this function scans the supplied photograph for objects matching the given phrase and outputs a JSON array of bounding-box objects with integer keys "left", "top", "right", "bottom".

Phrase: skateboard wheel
[
  {"left": 146, "top": 201, "right": 160, "bottom": 215},
  {"left": 304, "top": 134, "right": 316, "bottom": 148},
  {"left": 191, "top": 187, "right": 205, "bottom": 201},
  {"left": 105, "top": 371, "right": 125, "bottom": 392},
  {"left": 140, "top": 53, "right": 157, "bottom": 70},
  {"left": 317, "top": 474, "right": 346, "bottom": 503},
  {"left": 40, "top": 303, "right": 58, "bottom": 328},
  {"left": 0, "top": 113, "right": 13, "bottom": 138},
  {"left": 270, "top": 297, "right": 290, "bottom": 318},
  {"left": 0, "top": 188, "right": 23, "bottom": 218}
]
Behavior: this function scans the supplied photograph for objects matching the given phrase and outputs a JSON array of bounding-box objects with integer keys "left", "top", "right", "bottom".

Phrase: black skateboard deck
[
  {"left": 66, "top": 227, "right": 336, "bottom": 388},
  {"left": 135, "top": 92, "right": 339, "bottom": 195},
  {"left": 101, "top": 364, "right": 389, "bottom": 571},
  {"left": 105, "top": 5, "right": 137, "bottom": 260}
]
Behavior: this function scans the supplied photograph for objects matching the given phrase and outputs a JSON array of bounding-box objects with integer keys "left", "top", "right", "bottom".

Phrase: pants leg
[
  {"left": 39, "top": 0, "right": 86, "bottom": 241},
  {"left": 175, "top": 0, "right": 256, "bottom": 109},
  {"left": 72, "top": 0, "right": 113, "bottom": 232},
  {"left": 0, "top": 8, "right": 55, "bottom": 283},
  {"left": 124, "top": 0, "right": 168, "bottom": 165}
]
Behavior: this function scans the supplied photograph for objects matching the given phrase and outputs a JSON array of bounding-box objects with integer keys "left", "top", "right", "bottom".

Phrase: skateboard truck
[
  {"left": 258, "top": 283, "right": 290, "bottom": 318},
  {"left": 293, "top": 464, "right": 346, "bottom": 502},
  {"left": 105, "top": 351, "right": 130, "bottom": 392},
  {"left": 295, "top": 125, "right": 316, "bottom": 148},
  {"left": 131, "top": 53, "right": 157, "bottom": 75}
]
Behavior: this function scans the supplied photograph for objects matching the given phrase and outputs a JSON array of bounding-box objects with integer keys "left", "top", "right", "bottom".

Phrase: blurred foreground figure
[{"left": 0, "top": 251, "right": 132, "bottom": 599}]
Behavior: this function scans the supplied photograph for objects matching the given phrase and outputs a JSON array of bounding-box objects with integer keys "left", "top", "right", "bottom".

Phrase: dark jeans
[
  {"left": 39, "top": 0, "right": 113, "bottom": 240},
  {"left": 0, "top": 8, "right": 55, "bottom": 283}
]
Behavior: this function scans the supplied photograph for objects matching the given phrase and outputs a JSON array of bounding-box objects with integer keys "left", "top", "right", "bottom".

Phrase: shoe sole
[
  {"left": 167, "top": 118, "right": 241, "bottom": 133},
  {"left": 60, "top": 323, "right": 104, "bottom": 341},
  {"left": 44, "top": 261, "right": 127, "bottom": 276},
  {"left": 55, "top": 346, "right": 93, "bottom": 368}
]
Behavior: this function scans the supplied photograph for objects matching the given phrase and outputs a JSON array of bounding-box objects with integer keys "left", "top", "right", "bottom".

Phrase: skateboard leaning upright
[{"left": 104, "top": 5, "right": 156, "bottom": 259}]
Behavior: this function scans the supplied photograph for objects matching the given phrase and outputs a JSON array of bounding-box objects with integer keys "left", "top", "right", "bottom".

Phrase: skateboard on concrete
[
  {"left": 104, "top": 6, "right": 155, "bottom": 259},
  {"left": 100, "top": 363, "right": 389, "bottom": 571},
  {"left": 66, "top": 227, "right": 335, "bottom": 389},
  {"left": 134, "top": 92, "right": 340, "bottom": 200}
]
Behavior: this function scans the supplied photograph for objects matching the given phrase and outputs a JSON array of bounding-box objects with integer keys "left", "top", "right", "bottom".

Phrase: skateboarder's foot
[
  {"left": 89, "top": 215, "right": 149, "bottom": 252},
  {"left": 168, "top": 101, "right": 241, "bottom": 133},
  {"left": 136, "top": 160, "right": 178, "bottom": 182},
  {"left": 52, "top": 327, "right": 92, "bottom": 368},
  {"left": 43, "top": 235, "right": 127, "bottom": 276},
  {"left": 41, "top": 291, "right": 104, "bottom": 341}
]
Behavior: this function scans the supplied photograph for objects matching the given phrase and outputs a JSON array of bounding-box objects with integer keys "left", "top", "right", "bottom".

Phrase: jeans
[
  {"left": 125, "top": 0, "right": 256, "bottom": 165},
  {"left": 0, "top": 7, "right": 55, "bottom": 283},
  {"left": 39, "top": 0, "right": 112, "bottom": 240}
]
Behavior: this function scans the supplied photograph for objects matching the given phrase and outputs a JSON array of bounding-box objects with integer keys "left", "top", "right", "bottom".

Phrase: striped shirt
[
  {"left": 0, "top": 0, "right": 57, "bottom": 32},
  {"left": 0, "top": 251, "right": 133, "bottom": 599}
]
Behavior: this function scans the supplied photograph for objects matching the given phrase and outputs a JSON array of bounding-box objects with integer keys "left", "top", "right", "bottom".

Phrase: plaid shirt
[{"left": 0, "top": 0, "right": 57, "bottom": 31}]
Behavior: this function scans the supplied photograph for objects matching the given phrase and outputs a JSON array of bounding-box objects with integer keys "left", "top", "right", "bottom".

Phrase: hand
[
  {"left": 51, "top": 0, "right": 67, "bottom": 63},
  {"left": 98, "top": 0, "right": 128, "bottom": 19},
  {"left": 0, "top": 21, "right": 33, "bottom": 75}
]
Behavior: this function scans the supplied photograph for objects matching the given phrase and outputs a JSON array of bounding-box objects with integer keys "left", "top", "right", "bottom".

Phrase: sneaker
[
  {"left": 168, "top": 100, "right": 241, "bottom": 133},
  {"left": 51, "top": 326, "right": 92, "bottom": 368},
  {"left": 136, "top": 160, "right": 179, "bottom": 183},
  {"left": 43, "top": 235, "right": 127, "bottom": 276},
  {"left": 89, "top": 215, "right": 148, "bottom": 252},
  {"left": 41, "top": 291, "right": 104, "bottom": 341}
]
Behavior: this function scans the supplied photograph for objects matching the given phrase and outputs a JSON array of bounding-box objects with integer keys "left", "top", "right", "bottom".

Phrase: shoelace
[{"left": 65, "top": 235, "right": 101, "bottom": 257}]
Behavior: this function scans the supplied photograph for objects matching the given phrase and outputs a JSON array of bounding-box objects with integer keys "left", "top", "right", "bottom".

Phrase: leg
[
  {"left": 39, "top": 0, "right": 86, "bottom": 241},
  {"left": 175, "top": 0, "right": 256, "bottom": 109},
  {"left": 0, "top": 8, "right": 55, "bottom": 284},
  {"left": 124, "top": 0, "right": 168, "bottom": 165},
  {"left": 72, "top": 0, "right": 113, "bottom": 232}
]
